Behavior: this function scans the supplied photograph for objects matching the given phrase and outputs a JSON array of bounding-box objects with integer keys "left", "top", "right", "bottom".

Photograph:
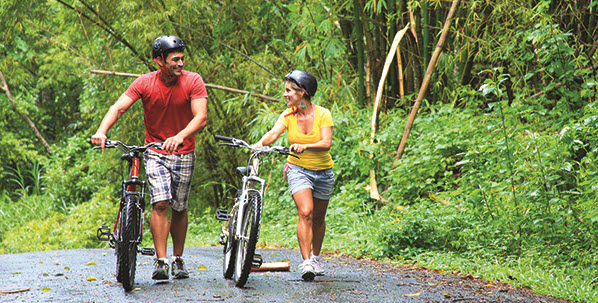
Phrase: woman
[{"left": 253, "top": 70, "right": 334, "bottom": 281}]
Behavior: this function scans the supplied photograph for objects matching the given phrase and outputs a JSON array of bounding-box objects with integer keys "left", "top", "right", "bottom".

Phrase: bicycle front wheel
[
  {"left": 222, "top": 207, "right": 237, "bottom": 279},
  {"left": 233, "top": 191, "right": 262, "bottom": 287},
  {"left": 116, "top": 194, "right": 139, "bottom": 292}
]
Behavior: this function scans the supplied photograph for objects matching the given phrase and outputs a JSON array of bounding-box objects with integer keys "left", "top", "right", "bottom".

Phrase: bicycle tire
[
  {"left": 116, "top": 194, "right": 139, "bottom": 292},
  {"left": 233, "top": 191, "right": 262, "bottom": 287},
  {"left": 222, "top": 208, "right": 237, "bottom": 279}
]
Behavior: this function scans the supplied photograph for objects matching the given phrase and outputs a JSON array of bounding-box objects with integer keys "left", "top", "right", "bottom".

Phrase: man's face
[{"left": 161, "top": 51, "right": 185, "bottom": 76}]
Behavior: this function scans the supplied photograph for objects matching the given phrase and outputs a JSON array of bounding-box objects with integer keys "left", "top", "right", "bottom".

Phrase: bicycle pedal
[
  {"left": 219, "top": 234, "right": 226, "bottom": 245},
  {"left": 252, "top": 253, "right": 263, "bottom": 268},
  {"left": 139, "top": 247, "right": 155, "bottom": 256},
  {"left": 96, "top": 225, "right": 111, "bottom": 241},
  {"left": 215, "top": 209, "right": 230, "bottom": 221}
]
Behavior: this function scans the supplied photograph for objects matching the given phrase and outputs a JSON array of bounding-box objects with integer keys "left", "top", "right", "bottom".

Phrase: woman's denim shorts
[{"left": 286, "top": 163, "right": 335, "bottom": 200}]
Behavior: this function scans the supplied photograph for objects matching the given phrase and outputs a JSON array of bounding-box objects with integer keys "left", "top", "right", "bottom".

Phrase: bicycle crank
[{"left": 252, "top": 253, "right": 263, "bottom": 268}]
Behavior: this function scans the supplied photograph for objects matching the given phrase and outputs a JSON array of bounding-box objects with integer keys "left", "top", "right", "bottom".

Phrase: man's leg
[
  {"left": 150, "top": 200, "right": 170, "bottom": 259},
  {"left": 170, "top": 208, "right": 188, "bottom": 257},
  {"left": 150, "top": 200, "right": 170, "bottom": 280}
]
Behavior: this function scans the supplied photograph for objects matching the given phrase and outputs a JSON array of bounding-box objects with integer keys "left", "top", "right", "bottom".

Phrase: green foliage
[
  {"left": 2, "top": 0, "right": 598, "bottom": 302},
  {"left": 0, "top": 186, "right": 116, "bottom": 253}
]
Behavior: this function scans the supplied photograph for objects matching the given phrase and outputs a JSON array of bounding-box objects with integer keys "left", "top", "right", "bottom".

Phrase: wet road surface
[{"left": 0, "top": 246, "right": 568, "bottom": 302}]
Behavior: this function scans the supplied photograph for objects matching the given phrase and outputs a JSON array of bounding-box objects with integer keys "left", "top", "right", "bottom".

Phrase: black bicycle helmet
[
  {"left": 152, "top": 35, "right": 185, "bottom": 59},
  {"left": 284, "top": 70, "right": 317, "bottom": 97}
]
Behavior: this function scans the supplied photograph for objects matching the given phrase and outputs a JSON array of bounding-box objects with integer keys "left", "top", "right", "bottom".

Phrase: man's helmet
[
  {"left": 152, "top": 35, "right": 185, "bottom": 59},
  {"left": 284, "top": 70, "right": 317, "bottom": 97}
]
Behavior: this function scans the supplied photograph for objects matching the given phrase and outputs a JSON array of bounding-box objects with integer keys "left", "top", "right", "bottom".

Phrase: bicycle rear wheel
[
  {"left": 116, "top": 194, "right": 139, "bottom": 292},
  {"left": 233, "top": 191, "right": 262, "bottom": 287}
]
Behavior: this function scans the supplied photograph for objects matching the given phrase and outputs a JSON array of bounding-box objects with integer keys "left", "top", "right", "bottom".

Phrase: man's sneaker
[
  {"left": 310, "top": 255, "right": 325, "bottom": 276},
  {"left": 171, "top": 256, "right": 189, "bottom": 279},
  {"left": 299, "top": 260, "right": 315, "bottom": 281},
  {"left": 152, "top": 258, "right": 169, "bottom": 280}
]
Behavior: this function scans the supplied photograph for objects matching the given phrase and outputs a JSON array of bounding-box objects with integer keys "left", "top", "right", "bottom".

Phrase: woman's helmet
[
  {"left": 284, "top": 70, "right": 317, "bottom": 97},
  {"left": 152, "top": 35, "right": 185, "bottom": 59}
]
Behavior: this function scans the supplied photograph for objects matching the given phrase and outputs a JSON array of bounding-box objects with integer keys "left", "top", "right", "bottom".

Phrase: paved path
[{"left": 0, "top": 246, "right": 568, "bottom": 302}]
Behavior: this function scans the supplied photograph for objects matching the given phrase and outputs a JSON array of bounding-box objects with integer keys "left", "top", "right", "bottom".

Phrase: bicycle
[
  {"left": 93, "top": 139, "right": 163, "bottom": 292},
  {"left": 214, "top": 135, "right": 298, "bottom": 287}
]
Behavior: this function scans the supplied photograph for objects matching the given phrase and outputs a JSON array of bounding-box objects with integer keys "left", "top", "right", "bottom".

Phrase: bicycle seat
[{"left": 235, "top": 166, "right": 252, "bottom": 176}]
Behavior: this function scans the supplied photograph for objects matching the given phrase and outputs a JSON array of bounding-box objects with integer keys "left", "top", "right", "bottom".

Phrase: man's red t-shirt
[{"left": 125, "top": 70, "right": 208, "bottom": 154}]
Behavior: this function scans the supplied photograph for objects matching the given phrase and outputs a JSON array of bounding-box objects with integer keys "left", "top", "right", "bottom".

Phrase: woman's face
[{"left": 284, "top": 81, "right": 303, "bottom": 107}]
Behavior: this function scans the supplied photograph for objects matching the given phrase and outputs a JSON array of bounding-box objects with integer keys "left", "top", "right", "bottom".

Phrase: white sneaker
[
  {"left": 299, "top": 260, "right": 315, "bottom": 281},
  {"left": 310, "top": 255, "right": 325, "bottom": 276}
]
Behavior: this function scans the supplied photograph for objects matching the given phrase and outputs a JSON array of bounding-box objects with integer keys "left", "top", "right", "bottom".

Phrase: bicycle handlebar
[
  {"left": 90, "top": 139, "right": 164, "bottom": 154},
  {"left": 214, "top": 135, "right": 299, "bottom": 159}
]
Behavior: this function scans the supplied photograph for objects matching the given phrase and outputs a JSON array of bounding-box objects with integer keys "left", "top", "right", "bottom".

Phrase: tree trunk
[{"left": 0, "top": 72, "right": 52, "bottom": 154}]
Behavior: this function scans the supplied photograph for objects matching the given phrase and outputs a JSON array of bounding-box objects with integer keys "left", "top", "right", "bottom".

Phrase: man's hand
[
  {"left": 90, "top": 133, "right": 108, "bottom": 150},
  {"left": 163, "top": 136, "right": 184, "bottom": 153}
]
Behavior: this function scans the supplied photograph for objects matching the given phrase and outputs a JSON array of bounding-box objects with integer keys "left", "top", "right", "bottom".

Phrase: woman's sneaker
[
  {"left": 310, "top": 255, "right": 325, "bottom": 276},
  {"left": 152, "top": 258, "right": 170, "bottom": 280},
  {"left": 171, "top": 256, "right": 189, "bottom": 279},
  {"left": 299, "top": 260, "right": 315, "bottom": 281}
]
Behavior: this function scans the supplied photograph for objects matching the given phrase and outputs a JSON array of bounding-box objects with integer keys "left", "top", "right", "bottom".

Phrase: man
[{"left": 90, "top": 35, "right": 208, "bottom": 280}]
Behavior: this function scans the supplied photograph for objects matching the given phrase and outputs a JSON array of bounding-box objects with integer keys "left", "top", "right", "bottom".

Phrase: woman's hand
[{"left": 290, "top": 144, "right": 307, "bottom": 154}]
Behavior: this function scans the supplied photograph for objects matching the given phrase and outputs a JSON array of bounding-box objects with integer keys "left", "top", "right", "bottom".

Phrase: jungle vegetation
[{"left": 1, "top": 0, "right": 597, "bottom": 301}]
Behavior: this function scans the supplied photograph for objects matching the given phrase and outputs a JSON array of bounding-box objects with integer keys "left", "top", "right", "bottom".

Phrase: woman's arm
[
  {"left": 254, "top": 122, "right": 287, "bottom": 148},
  {"left": 290, "top": 126, "right": 333, "bottom": 154}
]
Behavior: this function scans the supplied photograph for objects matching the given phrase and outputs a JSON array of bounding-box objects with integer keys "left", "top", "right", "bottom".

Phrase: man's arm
[
  {"left": 162, "top": 98, "right": 208, "bottom": 153},
  {"left": 90, "top": 94, "right": 136, "bottom": 150}
]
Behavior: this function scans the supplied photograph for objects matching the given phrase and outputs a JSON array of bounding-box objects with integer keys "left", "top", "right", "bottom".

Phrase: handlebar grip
[{"left": 214, "top": 135, "right": 235, "bottom": 142}]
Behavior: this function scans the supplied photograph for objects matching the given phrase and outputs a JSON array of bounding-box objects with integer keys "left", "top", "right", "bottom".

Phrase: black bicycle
[
  {"left": 93, "top": 139, "right": 162, "bottom": 292},
  {"left": 214, "top": 135, "right": 298, "bottom": 287}
]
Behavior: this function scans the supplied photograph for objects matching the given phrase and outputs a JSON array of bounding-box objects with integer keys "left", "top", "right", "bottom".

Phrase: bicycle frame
[
  {"left": 94, "top": 139, "right": 162, "bottom": 292},
  {"left": 214, "top": 135, "right": 298, "bottom": 287}
]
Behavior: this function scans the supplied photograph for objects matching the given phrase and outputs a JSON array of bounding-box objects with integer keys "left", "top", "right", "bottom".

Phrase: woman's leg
[
  {"left": 311, "top": 197, "right": 329, "bottom": 256},
  {"left": 293, "top": 188, "right": 314, "bottom": 260}
]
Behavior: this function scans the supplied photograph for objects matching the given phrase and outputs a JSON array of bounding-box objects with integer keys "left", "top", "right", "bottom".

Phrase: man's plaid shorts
[{"left": 144, "top": 149, "right": 195, "bottom": 212}]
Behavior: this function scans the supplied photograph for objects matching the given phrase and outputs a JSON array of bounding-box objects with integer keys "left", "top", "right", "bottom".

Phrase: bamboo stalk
[
  {"left": 89, "top": 70, "right": 282, "bottom": 102},
  {"left": 369, "top": 25, "right": 410, "bottom": 201},
  {"left": 250, "top": 261, "right": 290, "bottom": 272},
  {"left": 0, "top": 288, "right": 30, "bottom": 294},
  {"left": 393, "top": 0, "right": 461, "bottom": 163},
  {"left": 397, "top": 46, "right": 405, "bottom": 104}
]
